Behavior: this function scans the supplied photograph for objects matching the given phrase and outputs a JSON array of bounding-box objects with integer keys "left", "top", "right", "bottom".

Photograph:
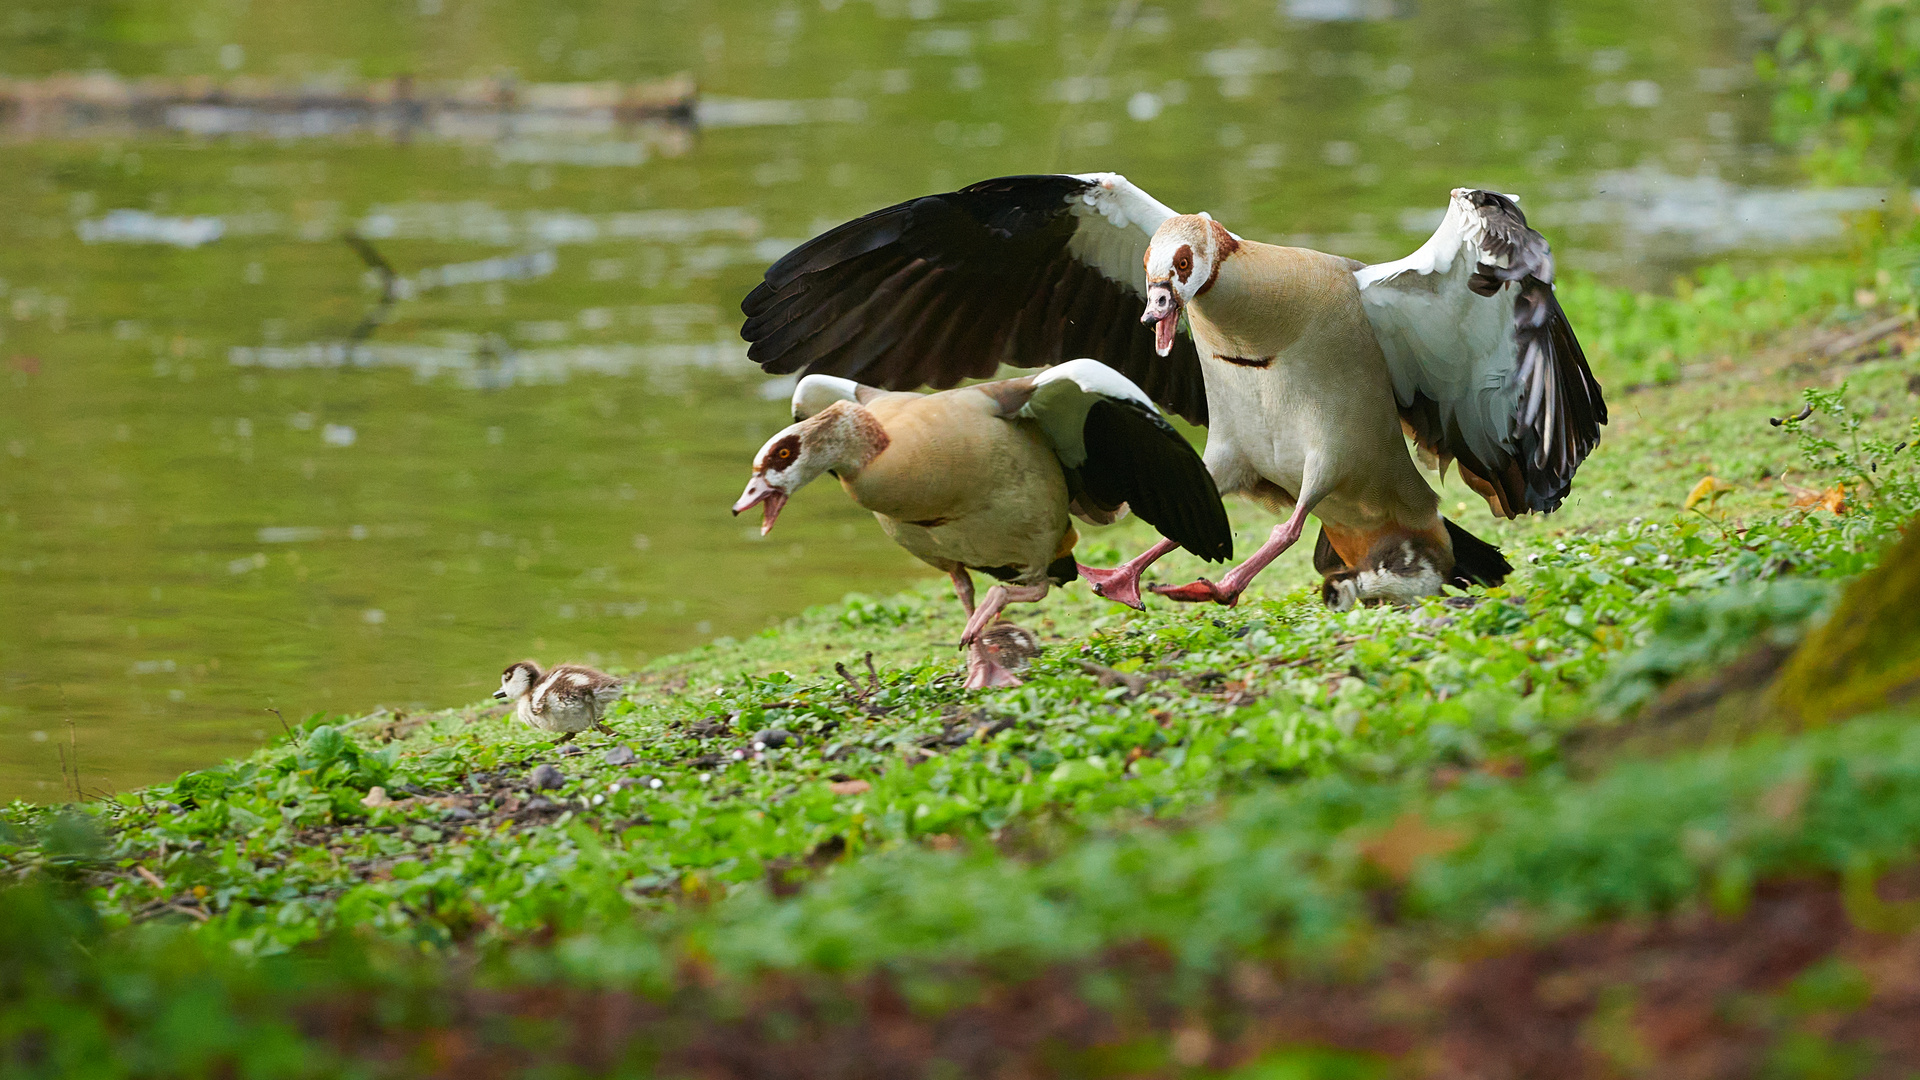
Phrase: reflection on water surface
[{"left": 0, "top": 0, "right": 1849, "bottom": 799}]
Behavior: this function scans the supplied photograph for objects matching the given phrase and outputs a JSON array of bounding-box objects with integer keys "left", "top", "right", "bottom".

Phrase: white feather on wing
[{"left": 1353, "top": 189, "right": 1604, "bottom": 515}]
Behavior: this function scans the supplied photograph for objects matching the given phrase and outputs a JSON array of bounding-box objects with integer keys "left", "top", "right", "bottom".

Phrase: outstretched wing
[
  {"left": 1355, "top": 189, "right": 1607, "bottom": 516},
  {"left": 988, "top": 359, "right": 1230, "bottom": 562},
  {"left": 788, "top": 373, "right": 889, "bottom": 419},
  {"left": 741, "top": 173, "right": 1210, "bottom": 426}
]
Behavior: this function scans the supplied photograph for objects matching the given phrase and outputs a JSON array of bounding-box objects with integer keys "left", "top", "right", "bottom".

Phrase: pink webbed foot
[
  {"left": 964, "top": 645, "right": 1024, "bottom": 689},
  {"left": 1149, "top": 579, "right": 1242, "bottom": 607},
  {"left": 1078, "top": 563, "right": 1146, "bottom": 611}
]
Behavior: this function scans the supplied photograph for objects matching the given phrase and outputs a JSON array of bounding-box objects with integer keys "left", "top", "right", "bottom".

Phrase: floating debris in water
[
  {"left": 494, "top": 140, "right": 650, "bottom": 167},
  {"left": 389, "top": 250, "right": 558, "bottom": 299},
  {"left": 0, "top": 72, "right": 696, "bottom": 143},
  {"left": 82, "top": 203, "right": 770, "bottom": 252},
  {"left": 353, "top": 203, "right": 760, "bottom": 247},
  {"left": 691, "top": 97, "right": 865, "bottom": 127},
  {"left": 1285, "top": 0, "right": 1405, "bottom": 20},
  {"left": 1545, "top": 168, "right": 1895, "bottom": 255},
  {"left": 229, "top": 338, "right": 750, "bottom": 389},
  {"left": 75, "top": 210, "right": 224, "bottom": 248}
]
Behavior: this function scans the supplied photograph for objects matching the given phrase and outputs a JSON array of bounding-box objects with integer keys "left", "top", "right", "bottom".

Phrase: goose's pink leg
[
  {"left": 957, "top": 581, "right": 1049, "bottom": 690},
  {"left": 1077, "top": 538, "right": 1180, "bottom": 611},
  {"left": 1152, "top": 502, "right": 1311, "bottom": 608},
  {"left": 949, "top": 567, "right": 976, "bottom": 616},
  {"left": 959, "top": 583, "right": 1049, "bottom": 646}
]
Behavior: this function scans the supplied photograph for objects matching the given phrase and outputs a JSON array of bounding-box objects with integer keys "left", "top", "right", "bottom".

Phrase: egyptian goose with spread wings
[
  {"left": 731, "top": 359, "right": 1230, "bottom": 687},
  {"left": 741, "top": 174, "right": 1605, "bottom": 608}
]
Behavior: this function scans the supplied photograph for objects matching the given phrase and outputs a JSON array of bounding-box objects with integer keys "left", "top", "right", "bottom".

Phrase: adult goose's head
[
  {"left": 1141, "top": 213, "right": 1238, "bottom": 357},
  {"left": 732, "top": 399, "right": 888, "bottom": 535}
]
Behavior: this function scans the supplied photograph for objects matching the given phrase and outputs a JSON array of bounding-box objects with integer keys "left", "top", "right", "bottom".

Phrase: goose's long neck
[
  {"left": 1186, "top": 243, "right": 1314, "bottom": 357},
  {"left": 806, "top": 401, "right": 890, "bottom": 481}
]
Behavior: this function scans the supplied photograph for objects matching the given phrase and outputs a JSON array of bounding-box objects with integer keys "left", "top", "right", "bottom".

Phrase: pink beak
[
  {"left": 1141, "top": 281, "right": 1179, "bottom": 357},
  {"left": 732, "top": 475, "right": 789, "bottom": 536}
]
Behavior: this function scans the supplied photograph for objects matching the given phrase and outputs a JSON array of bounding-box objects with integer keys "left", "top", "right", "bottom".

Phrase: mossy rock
[{"left": 1772, "top": 520, "right": 1920, "bottom": 724}]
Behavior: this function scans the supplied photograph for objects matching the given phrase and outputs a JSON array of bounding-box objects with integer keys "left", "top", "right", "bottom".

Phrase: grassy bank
[{"left": 5, "top": 235, "right": 1920, "bottom": 1077}]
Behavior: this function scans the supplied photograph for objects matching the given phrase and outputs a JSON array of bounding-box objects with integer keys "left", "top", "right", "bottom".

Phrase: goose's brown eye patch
[
  {"left": 767, "top": 434, "right": 801, "bottom": 467},
  {"left": 1172, "top": 244, "right": 1194, "bottom": 282}
]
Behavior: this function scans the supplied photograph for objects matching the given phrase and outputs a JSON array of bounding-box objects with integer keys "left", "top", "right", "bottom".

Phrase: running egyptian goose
[
  {"left": 730, "top": 359, "right": 1230, "bottom": 687},
  {"left": 741, "top": 175, "right": 1604, "bottom": 607},
  {"left": 494, "top": 661, "right": 623, "bottom": 744}
]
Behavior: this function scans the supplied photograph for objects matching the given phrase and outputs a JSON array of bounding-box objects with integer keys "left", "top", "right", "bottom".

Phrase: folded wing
[
  {"left": 1354, "top": 189, "right": 1607, "bottom": 516},
  {"left": 987, "top": 359, "right": 1231, "bottom": 561},
  {"left": 741, "top": 173, "right": 1211, "bottom": 425}
]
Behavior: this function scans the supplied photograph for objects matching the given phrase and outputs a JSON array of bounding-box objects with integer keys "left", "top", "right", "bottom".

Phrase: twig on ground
[
  {"left": 834, "top": 652, "right": 891, "bottom": 716},
  {"left": 1075, "top": 661, "right": 1148, "bottom": 697},
  {"left": 1820, "top": 313, "right": 1911, "bottom": 358}
]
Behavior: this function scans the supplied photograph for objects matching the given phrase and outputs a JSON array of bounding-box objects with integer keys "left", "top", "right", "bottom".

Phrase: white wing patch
[
  {"left": 1063, "top": 172, "right": 1181, "bottom": 286},
  {"left": 1357, "top": 191, "right": 1526, "bottom": 468},
  {"left": 1355, "top": 193, "right": 1470, "bottom": 289},
  {"left": 1358, "top": 251, "right": 1521, "bottom": 468},
  {"left": 1353, "top": 190, "right": 1527, "bottom": 292},
  {"left": 1019, "top": 358, "right": 1160, "bottom": 467},
  {"left": 792, "top": 374, "right": 862, "bottom": 419}
]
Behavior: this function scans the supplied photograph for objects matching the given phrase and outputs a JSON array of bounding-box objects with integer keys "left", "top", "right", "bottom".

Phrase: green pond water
[{"left": 0, "top": 0, "right": 1841, "bottom": 800}]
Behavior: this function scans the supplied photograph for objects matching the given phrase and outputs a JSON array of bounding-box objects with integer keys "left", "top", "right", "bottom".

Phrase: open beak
[
  {"left": 732, "top": 475, "right": 789, "bottom": 536},
  {"left": 1141, "top": 281, "right": 1180, "bottom": 357}
]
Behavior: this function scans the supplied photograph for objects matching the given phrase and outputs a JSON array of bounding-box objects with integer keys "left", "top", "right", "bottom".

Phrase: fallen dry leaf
[
  {"left": 1357, "top": 812, "right": 1468, "bottom": 884},
  {"left": 1785, "top": 480, "right": 1847, "bottom": 514},
  {"left": 827, "top": 779, "right": 871, "bottom": 796},
  {"left": 1684, "top": 475, "right": 1735, "bottom": 511}
]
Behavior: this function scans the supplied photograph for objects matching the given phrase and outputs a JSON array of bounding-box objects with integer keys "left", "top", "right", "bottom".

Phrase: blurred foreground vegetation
[
  {"left": 6, "top": 228, "right": 1920, "bottom": 1071},
  {"left": 7, "top": 6, "right": 1920, "bottom": 1075}
]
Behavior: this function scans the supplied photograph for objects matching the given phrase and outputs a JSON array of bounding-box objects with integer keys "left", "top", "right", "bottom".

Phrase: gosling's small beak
[
  {"left": 732, "top": 475, "right": 789, "bottom": 536},
  {"left": 492, "top": 689, "right": 508, "bottom": 700}
]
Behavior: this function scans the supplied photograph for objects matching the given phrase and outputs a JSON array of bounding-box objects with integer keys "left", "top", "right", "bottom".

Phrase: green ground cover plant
[
  {"left": 5, "top": 381, "right": 1911, "bottom": 956},
  {"left": 8, "top": 218, "right": 1920, "bottom": 1080}
]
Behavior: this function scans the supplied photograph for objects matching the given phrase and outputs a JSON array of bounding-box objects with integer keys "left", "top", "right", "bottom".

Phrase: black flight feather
[
  {"left": 742, "top": 175, "right": 1209, "bottom": 426},
  {"left": 1077, "top": 399, "right": 1231, "bottom": 562}
]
